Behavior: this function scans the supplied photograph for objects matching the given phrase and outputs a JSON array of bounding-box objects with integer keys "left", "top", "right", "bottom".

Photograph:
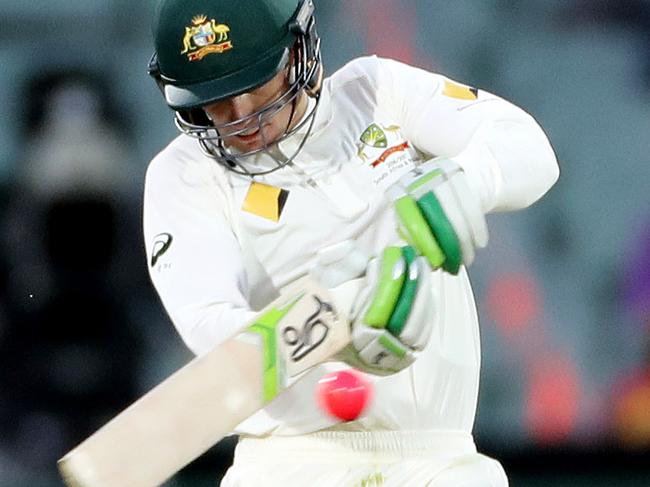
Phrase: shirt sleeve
[
  {"left": 143, "top": 146, "right": 256, "bottom": 356},
  {"left": 374, "top": 56, "right": 559, "bottom": 213}
]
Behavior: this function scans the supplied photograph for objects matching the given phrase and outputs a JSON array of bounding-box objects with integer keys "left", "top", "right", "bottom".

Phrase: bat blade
[{"left": 58, "top": 277, "right": 349, "bottom": 487}]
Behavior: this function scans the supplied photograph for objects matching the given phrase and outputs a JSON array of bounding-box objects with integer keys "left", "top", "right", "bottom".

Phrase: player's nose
[{"left": 227, "top": 94, "right": 256, "bottom": 121}]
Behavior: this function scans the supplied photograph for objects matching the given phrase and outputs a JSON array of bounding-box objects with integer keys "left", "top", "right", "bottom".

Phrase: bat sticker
[{"left": 282, "top": 296, "right": 333, "bottom": 361}]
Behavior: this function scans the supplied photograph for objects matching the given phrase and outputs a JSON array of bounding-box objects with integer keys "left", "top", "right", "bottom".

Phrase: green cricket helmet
[{"left": 149, "top": 0, "right": 322, "bottom": 176}]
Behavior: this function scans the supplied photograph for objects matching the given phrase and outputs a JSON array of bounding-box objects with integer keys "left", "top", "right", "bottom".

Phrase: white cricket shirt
[{"left": 143, "top": 56, "right": 558, "bottom": 436}]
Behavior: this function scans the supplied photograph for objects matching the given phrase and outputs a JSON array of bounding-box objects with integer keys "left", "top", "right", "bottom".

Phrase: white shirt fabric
[{"left": 143, "top": 56, "right": 559, "bottom": 437}]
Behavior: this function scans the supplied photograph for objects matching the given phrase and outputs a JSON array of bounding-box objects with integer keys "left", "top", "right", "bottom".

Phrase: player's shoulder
[
  {"left": 326, "top": 55, "right": 443, "bottom": 93},
  {"left": 327, "top": 55, "right": 384, "bottom": 90},
  {"left": 145, "top": 135, "right": 204, "bottom": 189}
]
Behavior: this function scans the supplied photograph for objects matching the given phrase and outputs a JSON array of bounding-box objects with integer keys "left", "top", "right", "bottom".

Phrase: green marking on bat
[{"left": 247, "top": 294, "right": 303, "bottom": 403}]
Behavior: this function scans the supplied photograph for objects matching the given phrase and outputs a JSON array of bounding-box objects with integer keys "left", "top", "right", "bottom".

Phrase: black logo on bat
[{"left": 282, "top": 296, "right": 333, "bottom": 362}]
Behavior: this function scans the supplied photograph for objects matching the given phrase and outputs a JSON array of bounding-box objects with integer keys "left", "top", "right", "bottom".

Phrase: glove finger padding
[
  {"left": 416, "top": 191, "right": 463, "bottom": 273},
  {"left": 361, "top": 247, "right": 407, "bottom": 327},
  {"left": 386, "top": 246, "right": 419, "bottom": 336},
  {"left": 349, "top": 246, "right": 434, "bottom": 375},
  {"left": 390, "top": 257, "right": 434, "bottom": 350},
  {"left": 430, "top": 176, "right": 474, "bottom": 267},
  {"left": 391, "top": 158, "right": 488, "bottom": 273},
  {"left": 391, "top": 192, "right": 446, "bottom": 269}
]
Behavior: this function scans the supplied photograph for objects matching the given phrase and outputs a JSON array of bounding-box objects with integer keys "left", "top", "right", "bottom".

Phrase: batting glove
[
  {"left": 310, "top": 242, "right": 434, "bottom": 376},
  {"left": 389, "top": 158, "right": 488, "bottom": 274}
]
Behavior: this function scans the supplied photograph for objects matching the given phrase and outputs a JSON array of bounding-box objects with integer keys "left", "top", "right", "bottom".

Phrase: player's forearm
[
  {"left": 169, "top": 301, "right": 257, "bottom": 356},
  {"left": 378, "top": 57, "right": 558, "bottom": 213}
]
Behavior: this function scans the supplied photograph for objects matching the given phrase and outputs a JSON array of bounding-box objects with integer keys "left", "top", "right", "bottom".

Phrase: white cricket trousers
[{"left": 220, "top": 430, "right": 508, "bottom": 486}]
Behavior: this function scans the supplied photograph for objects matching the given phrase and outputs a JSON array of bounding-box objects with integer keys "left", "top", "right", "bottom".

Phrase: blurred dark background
[{"left": 1, "top": 0, "right": 649, "bottom": 485}]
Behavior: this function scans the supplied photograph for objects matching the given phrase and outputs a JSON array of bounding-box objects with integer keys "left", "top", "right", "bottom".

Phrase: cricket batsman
[{"left": 144, "top": 0, "right": 559, "bottom": 485}]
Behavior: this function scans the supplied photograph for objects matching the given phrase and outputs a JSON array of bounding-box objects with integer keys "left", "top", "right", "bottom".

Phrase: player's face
[{"left": 203, "top": 69, "right": 307, "bottom": 153}]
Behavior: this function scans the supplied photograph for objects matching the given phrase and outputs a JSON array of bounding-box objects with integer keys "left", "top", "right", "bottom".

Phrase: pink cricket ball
[{"left": 316, "top": 369, "right": 373, "bottom": 421}]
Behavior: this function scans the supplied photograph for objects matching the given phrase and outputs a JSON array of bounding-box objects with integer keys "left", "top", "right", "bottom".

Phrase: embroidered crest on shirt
[
  {"left": 356, "top": 123, "right": 422, "bottom": 189},
  {"left": 181, "top": 15, "right": 233, "bottom": 62},
  {"left": 359, "top": 123, "right": 389, "bottom": 149},
  {"left": 242, "top": 182, "right": 289, "bottom": 222}
]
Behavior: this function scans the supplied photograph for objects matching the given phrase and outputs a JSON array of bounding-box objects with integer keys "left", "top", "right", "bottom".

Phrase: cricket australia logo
[
  {"left": 181, "top": 15, "right": 232, "bottom": 62},
  {"left": 282, "top": 296, "right": 333, "bottom": 362},
  {"left": 360, "top": 123, "right": 389, "bottom": 149},
  {"left": 356, "top": 122, "right": 421, "bottom": 189},
  {"left": 357, "top": 123, "right": 410, "bottom": 167}
]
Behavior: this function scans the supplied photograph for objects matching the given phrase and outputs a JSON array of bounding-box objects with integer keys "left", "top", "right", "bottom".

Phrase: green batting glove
[
  {"left": 389, "top": 158, "right": 488, "bottom": 274},
  {"left": 342, "top": 245, "right": 435, "bottom": 376}
]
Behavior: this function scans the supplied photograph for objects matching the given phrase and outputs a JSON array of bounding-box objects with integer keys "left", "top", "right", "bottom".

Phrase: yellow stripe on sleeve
[{"left": 442, "top": 80, "right": 479, "bottom": 100}]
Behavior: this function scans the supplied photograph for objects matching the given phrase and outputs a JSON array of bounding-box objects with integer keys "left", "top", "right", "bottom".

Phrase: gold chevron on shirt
[
  {"left": 242, "top": 182, "right": 289, "bottom": 222},
  {"left": 442, "top": 80, "right": 479, "bottom": 100}
]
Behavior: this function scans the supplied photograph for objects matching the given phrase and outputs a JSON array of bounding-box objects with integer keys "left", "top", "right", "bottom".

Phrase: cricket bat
[{"left": 58, "top": 276, "right": 350, "bottom": 487}]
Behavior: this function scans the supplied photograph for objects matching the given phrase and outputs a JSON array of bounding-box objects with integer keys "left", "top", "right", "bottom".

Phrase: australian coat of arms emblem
[{"left": 181, "top": 15, "right": 232, "bottom": 62}]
